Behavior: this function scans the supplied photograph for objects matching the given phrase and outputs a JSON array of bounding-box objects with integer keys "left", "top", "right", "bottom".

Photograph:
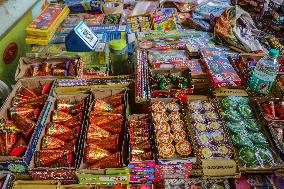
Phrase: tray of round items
[
  {"left": 150, "top": 99, "right": 195, "bottom": 186},
  {"left": 0, "top": 78, "right": 54, "bottom": 173},
  {"left": 28, "top": 93, "right": 90, "bottom": 184},
  {"left": 186, "top": 95, "right": 239, "bottom": 178},
  {"left": 76, "top": 88, "right": 130, "bottom": 186},
  {"left": 214, "top": 88, "right": 284, "bottom": 173}
]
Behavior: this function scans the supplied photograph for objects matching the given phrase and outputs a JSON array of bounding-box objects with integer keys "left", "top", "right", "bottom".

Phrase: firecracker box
[{"left": 0, "top": 79, "right": 54, "bottom": 173}]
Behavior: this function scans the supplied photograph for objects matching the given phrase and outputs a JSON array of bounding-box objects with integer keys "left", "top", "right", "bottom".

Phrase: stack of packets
[
  {"left": 51, "top": 14, "right": 105, "bottom": 44},
  {"left": 151, "top": 101, "right": 192, "bottom": 158},
  {"left": 128, "top": 115, "right": 155, "bottom": 184},
  {"left": 187, "top": 99, "right": 233, "bottom": 160},
  {"left": 61, "top": 0, "right": 104, "bottom": 14},
  {"left": 217, "top": 95, "right": 283, "bottom": 171},
  {"left": 26, "top": 4, "right": 69, "bottom": 45},
  {"left": 0, "top": 82, "right": 52, "bottom": 157},
  {"left": 152, "top": 8, "right": 179, "bottom": 31},
  {"left": 151, "top": 101, "right": 193, "bottom": 184},
  {"left": 84, "top": 92, "right": 126, "bottom": 169},
  {"left": 16, "top": 57, "right": 82, "bottom": 79},
  {"left": 34, "top": 97, "right": 87, "bottom": 168},
  {"left": 200, "top": 48, "right": 241, "bottom": 88},
  {"left": 127, "top": 16, "right": 151, "bottom": 32},
  {"left": 256, "top": 98, "right": 284, "bottom": 156}
]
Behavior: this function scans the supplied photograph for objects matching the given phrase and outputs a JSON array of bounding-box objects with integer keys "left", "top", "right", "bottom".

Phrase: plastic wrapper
[
  {"left": 129, "top": 115, "right": 153, "bottom": 162},
  {"left": 34, "top": 97, "right": 87, "bottom": 168},
  {"left": 152, "top": 8, "right": 178, "bottom": 31},
  {"left": 151, "top": 68, "right": 193, "bottom": 98},
  {"left": 201, "top": 48, "right": 241, "bottom": 88},
  {"left": 256, "top": 98, "right": 284, "bottom": 123},
  {"left": 188, "top": 100, "right": 233, "bottom": 159},
  {"left": 84, "top": 91, "right": 126, "bottom": 169},
  {"left": 0, "top": 82, "right": 52, "bottom": 157},
  {"left": 151, "top": 101, "right": 194, "bottom": 160},
  {"left": 218, "top": 96, "right": 283, "bottom": 170}
]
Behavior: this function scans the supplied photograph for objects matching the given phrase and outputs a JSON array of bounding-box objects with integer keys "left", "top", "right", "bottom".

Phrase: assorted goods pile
[{"left": 1, "top": 0, "right": 284, "bottom": 188}]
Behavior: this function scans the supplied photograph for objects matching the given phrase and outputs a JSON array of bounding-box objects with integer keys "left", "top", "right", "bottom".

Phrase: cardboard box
[
  {"left": 29, "top": 94, "right": 91, "bottom": 182},
  {"left": 77, "top": 88, "right": 130, "bottom": 185},
  {"left": 0, "top": 79, "right": 54, "bottom": 173},
  {"left": 15, "top": 56, "right": 84, "bottom": 80}
]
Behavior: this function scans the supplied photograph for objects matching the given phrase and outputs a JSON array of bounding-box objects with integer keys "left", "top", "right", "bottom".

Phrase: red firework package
[
  {"left": 258, "top": 98, "right": 284, "bottom": 122},
  {"left": 0, "top": 79, "right": 53, "bottom": 160},
  {"left": 32, "top": 94, "right": 89, "bottom": 170},
  {"left": 128, "top": 114, "right": 153, "bottom": 161},
  {"left": 79, "top": 89, "right": 126, "bottom": 170}
]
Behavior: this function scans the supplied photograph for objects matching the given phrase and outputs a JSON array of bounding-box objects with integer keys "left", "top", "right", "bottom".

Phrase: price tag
[
  {"left": 201, "top": 159, "right": 237, "bottom": 177},
  {"left": 74, "top": 22, "right": 98, "bottom": 50}
]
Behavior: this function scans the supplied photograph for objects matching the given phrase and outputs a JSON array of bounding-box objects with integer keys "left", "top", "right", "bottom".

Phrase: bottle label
[{"left": 249, "top": 73, "right": 276, "bottom": 94}]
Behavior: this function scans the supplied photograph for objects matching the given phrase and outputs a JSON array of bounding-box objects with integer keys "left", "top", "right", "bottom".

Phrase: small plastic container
[{"left": 109, "top": 39, "right": 130, "bottom": 75}]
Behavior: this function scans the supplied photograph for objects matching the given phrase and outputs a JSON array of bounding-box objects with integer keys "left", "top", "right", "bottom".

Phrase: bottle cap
[
  {"left": 109, "top": 39, "right": 126, "bottom": 51},
  {"left": 269, "top": 49, "right": 279, "bottom": 58}
]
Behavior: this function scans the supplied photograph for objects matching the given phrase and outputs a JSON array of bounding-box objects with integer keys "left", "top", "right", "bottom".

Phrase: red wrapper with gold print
[
  {"left": 9, "top": 107, "right": 39, "bottom": 120},
  {"left": 18, "top": 86, "right": 37, "bottom": 98},
  {"left": 10, "top": 137, "right": 27, "bottom": 157},
  {"left": 103, "top": 94, "right": 123, "bottom": 107},
  {"left": 89, "top": 152, "right": 121, "bottom": 169},
  {"left": 0, "top": 132, "right": 19, "bottom": 155},
  {"left": 96, "top": 118, "right": 123, "bottom": 134},
  {"left": 11, "top": 95, "right": 46, "bottom": 108},
  {"left": 41, "top": 136, "right": 66, "bottom": 150},
  {"left": 57, "top": 126, "right": 80, "bottom": 142},
  {"left": 87, "top": 125, "right": 112, "bottom": 142},
  {"left": 57, "top": 100, "right": 85, "bottom": 115},
  {"left": 85, "top": 144, "right": 111, "bottom": 163},
  {"left": 12, "top": 115, "right": 35, "bottom": 138},
  {"left": 89, "top": 114, "right": 123, "bottom": 126},
  {"left": 52, "top": 111, "right": 82, "bottom": 124},
  {"left": 93, "top": 99, "right": 113, "bottom": 113},
  {"left": 131, "top": 151, "right": 152, "bottom": 161},
  {"left": 88, "top": 134, "right": 120, "bottom": 150},
  {"left": 35, "top": 150, "right": 74, "bottom": 167},
  {"left": 46, "top": 123, "right": 80, "bottom": 141}
]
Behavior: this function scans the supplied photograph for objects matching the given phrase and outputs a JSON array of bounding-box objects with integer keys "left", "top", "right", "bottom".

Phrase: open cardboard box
[
  {"left": 213, "top": 88, "right": 284, "bottom": 174},
  {"left": 150, "top": 68, "right": 193, "bottom": 98},
  {"left": 29, "top": 94, "right": 90, "bottom": 182},
  {"left": 150, "top": 98, "right": 196, "bottom": 182},
  {"left": 0, "top": 78, "right": 54, "bottom": 173},
  {"left": 15, "top": 56, "right": 83, "bottom": 80},
  {"left": 76, "top": 88, "right": 130, "bottom": 185},
  {"left": 186, "top": 95, "right": 240, "bottom": 178}
]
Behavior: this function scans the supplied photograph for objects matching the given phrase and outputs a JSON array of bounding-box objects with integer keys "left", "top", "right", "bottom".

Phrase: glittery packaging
[
  {"left": 129, "top": 115, "right": 153, "bottom": 162},
  {"left": 216, "top": 93, "right": 284, "bottom": 172},
  {"left": 80, "top": 89, "right": 126, "bottom": 171},
  {"left": 0, "top": 79, "right": 53, "bottom": 173},
  {"left": 30, "top": 94, "right": 89, "bottom": 181}
]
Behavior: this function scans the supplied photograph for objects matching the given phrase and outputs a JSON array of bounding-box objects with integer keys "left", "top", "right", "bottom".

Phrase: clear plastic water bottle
[{"left": 249, "top": 49, "right": 280, "bottom": 94}]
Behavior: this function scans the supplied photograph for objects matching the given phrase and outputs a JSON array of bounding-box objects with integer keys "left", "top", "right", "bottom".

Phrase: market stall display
[{"left": 1, "top": 0, "right": 284, "bottom": 188}]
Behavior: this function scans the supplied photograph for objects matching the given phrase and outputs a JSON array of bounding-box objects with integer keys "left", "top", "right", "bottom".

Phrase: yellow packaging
[{"left": 26, "top": 5, "right": 69, "bottom": 37}]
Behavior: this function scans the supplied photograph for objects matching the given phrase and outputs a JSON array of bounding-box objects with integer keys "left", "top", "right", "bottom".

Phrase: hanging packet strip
[{"left": 74, "top": 22, "right": 99, "bottom": 50}]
